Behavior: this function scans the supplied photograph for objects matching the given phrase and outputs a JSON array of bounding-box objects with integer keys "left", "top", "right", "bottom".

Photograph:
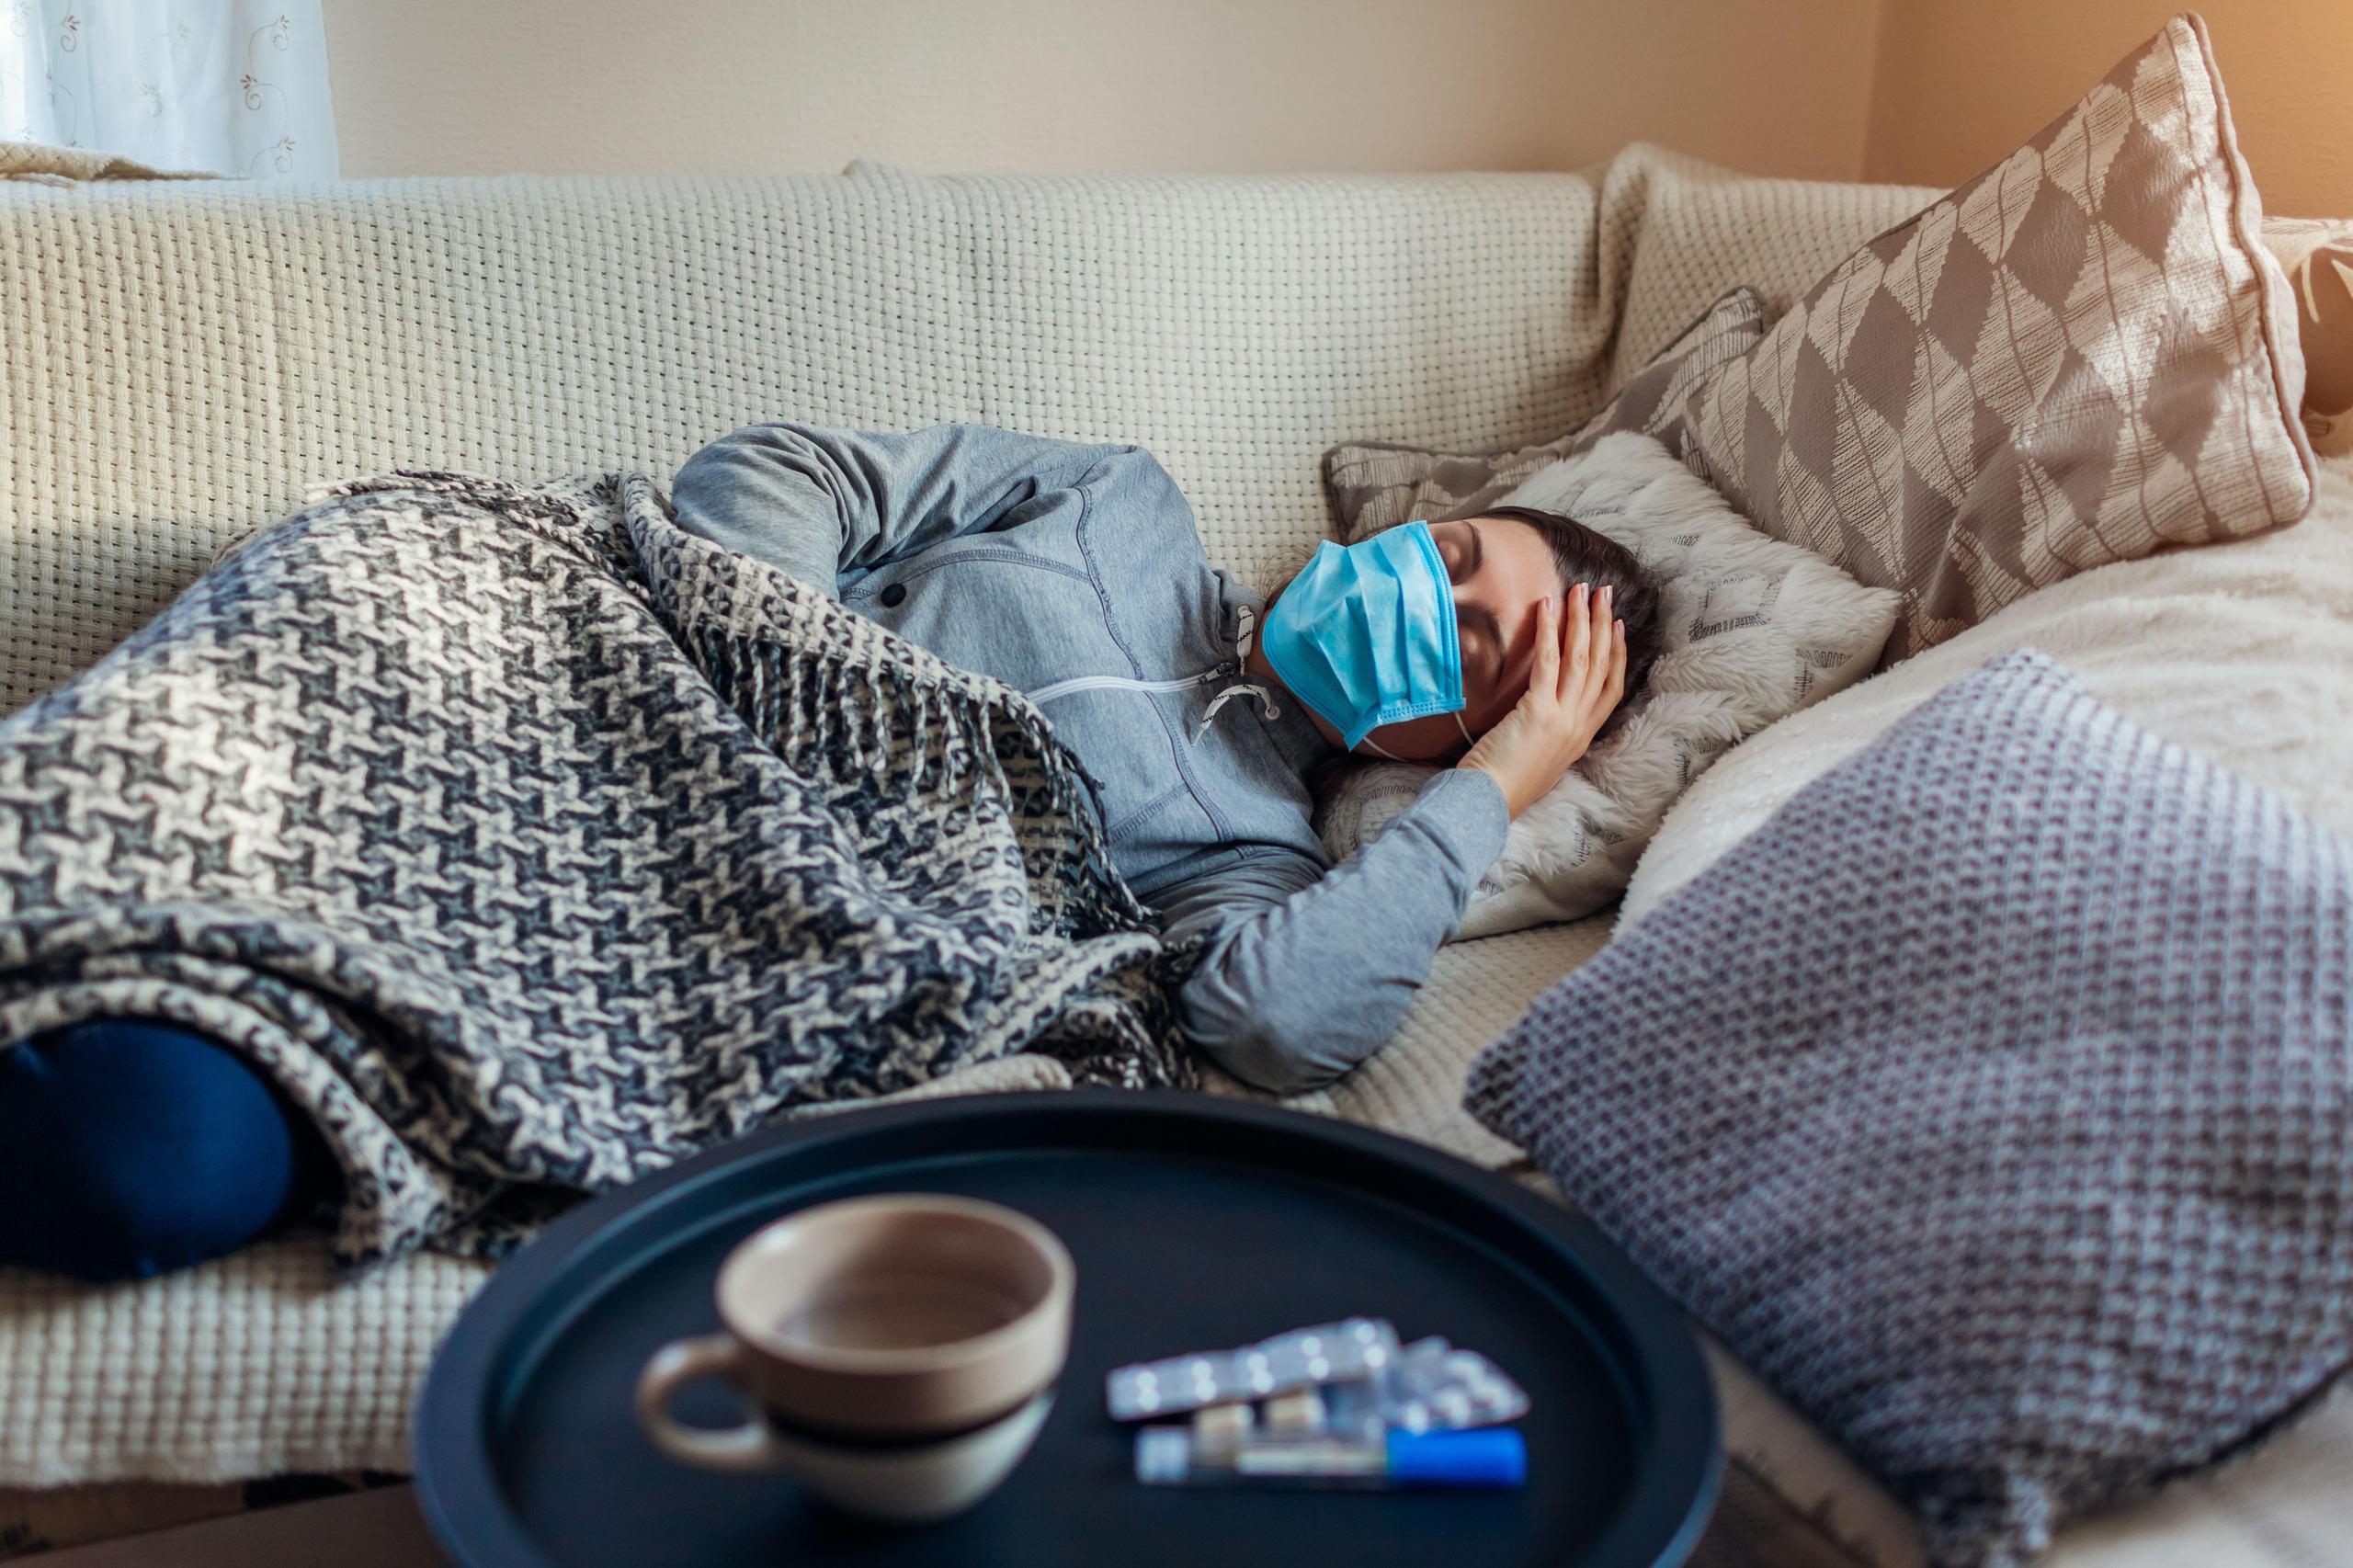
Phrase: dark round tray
[{"left": 415, "top": 1089, "right": 1721, "bottom": 1568}]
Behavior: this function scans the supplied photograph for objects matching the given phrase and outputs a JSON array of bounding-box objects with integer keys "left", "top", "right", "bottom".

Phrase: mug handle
[{"left": 635, "top": 1333, "right": 788, "bottom": 1472}]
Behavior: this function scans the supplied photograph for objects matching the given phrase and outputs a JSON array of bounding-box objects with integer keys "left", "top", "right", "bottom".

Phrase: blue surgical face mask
[{"left": 1260, "top": 519, "right": 1469, "bottom": 755}]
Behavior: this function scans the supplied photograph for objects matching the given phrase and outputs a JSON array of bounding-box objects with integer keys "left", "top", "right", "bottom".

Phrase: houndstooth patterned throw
[{"left": 0, "top": 470, "right": 1193, "bottom": 1269}]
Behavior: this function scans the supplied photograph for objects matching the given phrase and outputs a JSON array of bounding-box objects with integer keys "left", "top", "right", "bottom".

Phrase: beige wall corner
[{"left": 1864, "top": 0, "right": 2353, "bottom": 217}]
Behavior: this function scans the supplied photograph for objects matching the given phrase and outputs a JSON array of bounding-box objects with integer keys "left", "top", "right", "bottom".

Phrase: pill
[
  {"left": 1192, "top": 1402, "right": 1256, "bottom": 1451},
  {"left": 1264, "top": 1389, "right": 1327, "bottom": 1433}
]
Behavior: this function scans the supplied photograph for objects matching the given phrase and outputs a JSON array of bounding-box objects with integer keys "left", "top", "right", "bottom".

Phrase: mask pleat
[
  {"left": 1293, "top": 543, "right": 1358, "bottom": 721},
  {"left": 1256, "top": 522, "right": 1466, "bottom": 750}
]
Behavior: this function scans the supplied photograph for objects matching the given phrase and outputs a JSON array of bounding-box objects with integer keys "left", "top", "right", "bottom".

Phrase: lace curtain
[{"left": 1, "top": 2, "right": 337, "bottom": 179}]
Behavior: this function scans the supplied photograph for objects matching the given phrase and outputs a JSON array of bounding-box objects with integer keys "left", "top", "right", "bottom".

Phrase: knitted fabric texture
[
  {"left": 1320, "top": 286, "right": 1775, "bottom": 545},
  {"left": 1466, "top": 647, "right": 2353, "bottom": 1568},
  {"left": 0, "top": 470, "right": 1192, "bottom": 1270}
]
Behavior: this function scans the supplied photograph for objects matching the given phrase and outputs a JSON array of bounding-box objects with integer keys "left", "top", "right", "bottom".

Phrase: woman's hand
[{"left": 1457, "top": 582, "right": 1627, "bottom": 819}]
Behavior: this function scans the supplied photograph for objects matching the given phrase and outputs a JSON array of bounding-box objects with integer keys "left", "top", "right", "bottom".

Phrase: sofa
[{"left": 1, "top": 138, "right": 2347, "bottom": 1566}]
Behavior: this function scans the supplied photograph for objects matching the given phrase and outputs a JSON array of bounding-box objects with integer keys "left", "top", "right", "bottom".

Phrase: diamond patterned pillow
[
  {"left": 1320, "top": 286, "right": 1772, "bottom": 543},
  {"left": 1682, "top": 12, "right": 2317, "bottom": 667}
]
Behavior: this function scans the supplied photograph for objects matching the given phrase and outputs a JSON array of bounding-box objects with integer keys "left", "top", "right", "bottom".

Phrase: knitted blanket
[
  {"left": 0, "top": 470, "right": 1193, "bottom": 1270},
  {"left": 1467, "top": 649, "right": 2353, "bottom": 1568}
]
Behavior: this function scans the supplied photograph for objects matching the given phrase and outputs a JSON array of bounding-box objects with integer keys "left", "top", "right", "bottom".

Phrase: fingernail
[{"left": 1601, "top": 584, "right": 1613, "bottom": 601}]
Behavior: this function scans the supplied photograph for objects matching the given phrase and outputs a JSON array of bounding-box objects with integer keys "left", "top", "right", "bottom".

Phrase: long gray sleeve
[
  {"left": 668, "top": 419, "right": 1132, "bottom": 597},
  {"left": 1154, "top": 767, "right": 1511, "bottom": 1095}
]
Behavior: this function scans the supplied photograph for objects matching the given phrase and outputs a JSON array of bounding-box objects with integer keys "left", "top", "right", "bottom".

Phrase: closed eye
[
  {"left": 1460, "top": 603, "right": 1506, "bottom": 693},
  {"left": 1439, "top": 522, "right": 1483, "bottom": 584},
  {"left": 1438, "top": 525, "right": 1505, "bottom": 696}
]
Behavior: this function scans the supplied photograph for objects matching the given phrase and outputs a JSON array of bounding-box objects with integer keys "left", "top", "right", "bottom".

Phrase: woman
[{"left": 0, "top": 421, "right": 1660, "bottom": 1284}]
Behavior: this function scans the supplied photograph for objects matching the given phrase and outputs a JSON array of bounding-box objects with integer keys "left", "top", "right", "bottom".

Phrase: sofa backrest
[{"left": 0, "top": 158, "right": 1651, "bottom": 715}]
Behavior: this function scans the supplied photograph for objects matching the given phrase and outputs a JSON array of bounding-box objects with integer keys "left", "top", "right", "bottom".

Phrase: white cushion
[{"left": 1629, "top": 460, "right": 2353, "bottom": 925}]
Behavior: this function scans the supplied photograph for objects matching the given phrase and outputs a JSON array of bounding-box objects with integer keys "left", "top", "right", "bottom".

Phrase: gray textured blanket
[
  {"left": 1467, "top": 650, "right": 2353, "bottom": 1568},
  {"left": 0, "top": 471, "right": 1192, "bottom": 1269}
]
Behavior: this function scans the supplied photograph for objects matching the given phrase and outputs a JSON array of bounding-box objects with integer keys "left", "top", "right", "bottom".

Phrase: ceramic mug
[{"left": 635, "top": 1193, "right": 1074, "bottom": 1524}]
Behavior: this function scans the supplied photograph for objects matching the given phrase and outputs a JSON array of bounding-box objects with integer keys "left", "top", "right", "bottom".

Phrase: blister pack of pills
[
  {"left": 1331, "top": 1336, "right": 1529, "bottom": 1434},
  {"left": 1105, "top": 1318, "right": 1400, "bottom": 1421}
]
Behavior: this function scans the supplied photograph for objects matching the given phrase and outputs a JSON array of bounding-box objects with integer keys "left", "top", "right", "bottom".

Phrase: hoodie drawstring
[
  {"left": 1190, "top": 599, "right": 1279, "bottom": 744},
  {"left": 1023, "top": 598, "right": 1280, "bottom": 745}
]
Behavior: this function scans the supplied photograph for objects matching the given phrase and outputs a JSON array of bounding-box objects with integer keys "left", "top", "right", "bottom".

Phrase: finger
[
  {"left": 1560, "top": 582, "right": 1593, "bottom": 701},
  {"left": 1579, "top": 584, "right": 1616, "bottom": 706},
  {"left": 1600, "top": 618, "right": 1628, "bottom": 710},
  {"left": 1529, "top": 594, "right": 1561, "bottom": 702}
]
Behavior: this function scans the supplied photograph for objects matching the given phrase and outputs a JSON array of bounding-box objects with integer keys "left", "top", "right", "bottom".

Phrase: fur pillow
[{"left": 1314, "top": 431, "right": 1899, "bottom": 938}]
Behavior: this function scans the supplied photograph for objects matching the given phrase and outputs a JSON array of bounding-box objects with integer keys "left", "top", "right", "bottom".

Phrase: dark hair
[{"left": 1472, "top": 503, "right": 1665, "bottom": 702}]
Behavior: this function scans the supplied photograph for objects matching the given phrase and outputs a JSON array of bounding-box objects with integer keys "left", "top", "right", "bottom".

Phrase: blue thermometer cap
[{"left": 1384, "top": 1427, "right": 1529, "bottom": 1488}]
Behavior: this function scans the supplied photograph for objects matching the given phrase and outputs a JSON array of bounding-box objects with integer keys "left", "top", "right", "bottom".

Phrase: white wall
[{"left": 323, "top": 0, "right": 1884, "bottom": 181}]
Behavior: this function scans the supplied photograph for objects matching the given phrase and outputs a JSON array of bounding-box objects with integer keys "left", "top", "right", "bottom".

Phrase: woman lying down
[{"left": 0, "top": 421, "right": 1661, "bottom": 1284}]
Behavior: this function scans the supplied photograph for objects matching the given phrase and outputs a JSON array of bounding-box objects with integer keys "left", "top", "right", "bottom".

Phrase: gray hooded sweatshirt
[{"left": 669, "top": 420, "right": 1509, "bottom": 1093}]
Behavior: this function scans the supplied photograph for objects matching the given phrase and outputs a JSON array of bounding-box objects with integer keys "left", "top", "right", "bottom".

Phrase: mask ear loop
[{"left": 1356, "top": 709, "right": 1476, "bottom": 764}]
